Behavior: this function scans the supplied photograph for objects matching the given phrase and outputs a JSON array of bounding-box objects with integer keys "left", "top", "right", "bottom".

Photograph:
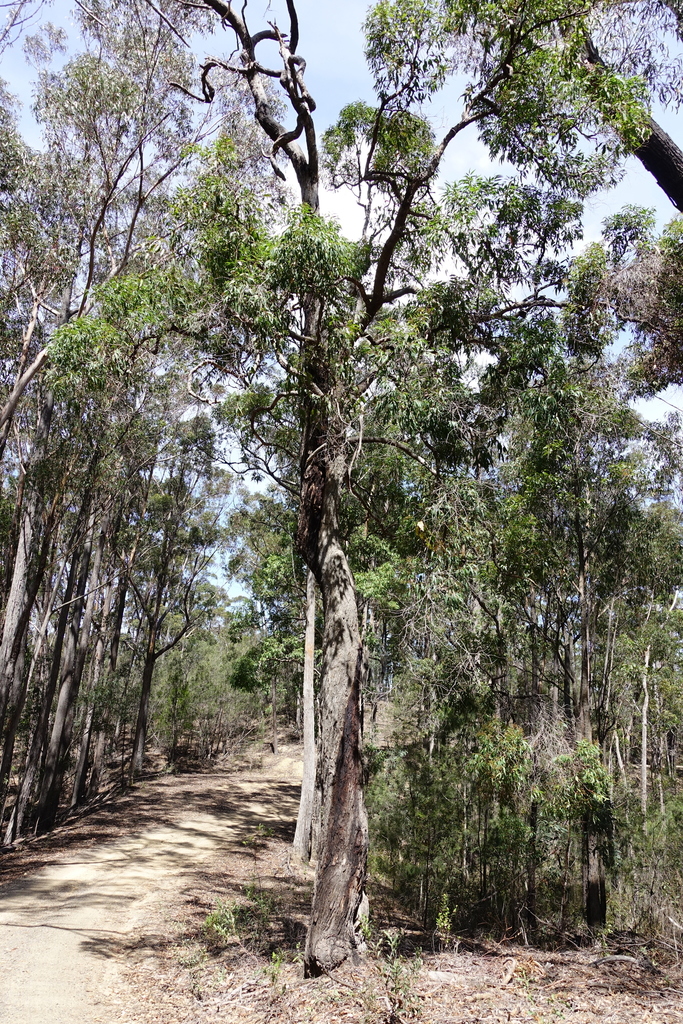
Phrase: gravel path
[{"left": 0, "top": 749, "right": 303, "bottom": 1023}]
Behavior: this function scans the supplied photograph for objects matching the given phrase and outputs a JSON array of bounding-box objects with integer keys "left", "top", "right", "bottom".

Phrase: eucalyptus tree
[
  {"left": 0, "top": 3, "right": 204, "bottom": 825},
  {"left": 0, "top": 0, "right": 47, "bottom": 55},
  {"left": 0, "top": 1, "right": 199, "bottom": 439},
  {"left": 152, "top": 0, "right": 636, "bottom": 970},
  {"left": 426, "top": 0, "right": 683, "bottom": 212},
  {"left": 127, "top": 413, "right": 226, "bottom": 778}
]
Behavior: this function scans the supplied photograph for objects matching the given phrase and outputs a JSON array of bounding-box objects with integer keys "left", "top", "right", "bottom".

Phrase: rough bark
[
  {"left": 304, "top": 455, "right": 368, "bottom": 976},
  {"left": 0, "top": 641, "right": 26, "bottom": 815},
  {"left": 585, "top": 38, "right": 683, "bottom": 212},
  {"left": 583, "top": 825, "right": 606, "bottom": 929},
  {"left": 634, "top": 118, "right": 683, "bottom": 213},
  {"left": 202, "top": 0, "right": 368, "bottom": 975},
  {"left": 293, "top": 569, "right": 316, "bottom": 863}
]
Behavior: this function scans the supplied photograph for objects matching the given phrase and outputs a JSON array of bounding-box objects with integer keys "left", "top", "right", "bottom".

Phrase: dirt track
[
  {"left": 0, "top": 748, "right": 303, "bottom": 1024},
  {"left": 4, "top": 747, "right": 683, "bottom": 1024}
]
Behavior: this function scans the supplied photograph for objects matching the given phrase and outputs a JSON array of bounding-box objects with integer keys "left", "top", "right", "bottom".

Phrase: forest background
[{"left": 2, "top": 0, "right": 683, "bottom": 977}]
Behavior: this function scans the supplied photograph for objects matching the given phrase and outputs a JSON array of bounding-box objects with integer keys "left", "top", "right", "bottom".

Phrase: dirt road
[
  {"left": 0, "top": 748, "right": 303, "bottom": 1024},
  {"left": 4, "top": 747, "right": 683, "bottom": 1024}
]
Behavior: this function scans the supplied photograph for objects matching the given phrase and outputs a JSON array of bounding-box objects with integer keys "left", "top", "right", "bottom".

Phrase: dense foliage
[{"left": 1, "top": 0, "right": 683, "bottom": 957}]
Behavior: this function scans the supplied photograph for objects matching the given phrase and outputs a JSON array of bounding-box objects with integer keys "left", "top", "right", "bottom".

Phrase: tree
[
  {"left": 0, "top": 2, "right": 204, "bottom": 832},
  {"left": 127, "top": 414, "right": 224, "bottom": 777},
  {"left": 160, "top": 0, "right": 635, "bottom": 971}
]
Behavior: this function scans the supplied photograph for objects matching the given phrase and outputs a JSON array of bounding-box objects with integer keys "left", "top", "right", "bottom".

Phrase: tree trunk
[
  {"left": 3, "top": 548, "right": 80, "bottom": 844},
  {"left": 293, "top": 569, "right": 316, "bottom": 863},
  {"left": 634, "top": 118, "right": 683, "bottom": 213},
  {"left": 35, "top": 516, "right": 100, "bottom": 832},
  {"left": 576, "top": 552, "right": 592, "bottom": 743},
  {"left": 71, "top": 577, "right": 114, "bottom": 808},
  {"left": 641, "top": 644, "right": 651, "bottom": 832},
  {"left": 575, "top": 530, "right": 607, "bottom": 927},
  {"left": 563, "top": 628, "right": 575, "bottom": 740},
  {"left": 130, "top": 622, "right": 158, "bottom": 779},
  {"left": 86, "top": 728, "right": 108, "bottom": 801},
  {"left": 585, "top": 38, "right": 683, "bottom": 212},
  {"left": 271, "top": 675, "right": 278, "bottom": 755},
  {"left": 0, "top": 640, "right": 26, "bottom": 817},
  {"left": 529, "top": 592, "right": 540, "bottom": 730},
  {"left": 614, "top": 729, "right": 627, "bottom": 782},
  {"left": 70, "top": 701, "right": 95, "bottom": 810},
  {"left": 583, "top": 824, "right": 606, "bottom": 929},
  {"left": 0, "top": 530, "right": 67, "bottom": 809},
  {"left": 527, "top": 796, "right": 538, "bottom": 933},
  {"left": 0, "top": 395, "right": 54, "bottom": 733},
  {"left": 86, "top": 569, "right": 129, "bottom": 801},
  {"left": 303, "top": 455, "right": 368, "bottom": 977}
]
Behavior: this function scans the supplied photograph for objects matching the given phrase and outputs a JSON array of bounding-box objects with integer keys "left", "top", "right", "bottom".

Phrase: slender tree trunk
[
  {"left": 0, "top": 528, "right": 65, "bottom": 810},
  {"left": 303, "top": 455, "right": 368, "bottom": 977},
  {"left": 576, "top": 553, "right": 592, "bottom": 743},
  {"left": 70, "top": 577, "right": 114, "bottom": 808},
  {"left": 583, "top": 824, "right": 606, "bottom": 929},
  {"left": 271, "top": 675, "right": 278, "bottom": 755},
  {"left": 575, "top": 536, "right": 607, "bottom": 928},
  {"left": 3, "top": 546, "right": 80, "bottom": 844},
  {"left": 614, "top": 729, "right": 627, "bottom": 782},
  {"left": 86, "top": 573, "right": 126, "bottom": 800},
  {"left": 0, "top": 396, "right": 54, "bottom": 733},
  {"left": 563, "top": 629, "right": 575, "bottom": 740},
  {"left": 293, "top": 569, "right": 316, "bottom": 863},
  {"left": 0, "top": 641, "right": 25, "bottom": 819},
  {"left": 86, "top": 728, "right": 108, "bottom": 801},
  {"left": 35, "top": 517, "right": 99, "bottom": 832},
  {"left": 3, "top": 464, "right": 26, "bottom": 601},
  {"left": 527, "top": 796, "right": 538, "bottom": 933},
  {"left": 641, "top": 644, "right": 651, "bottom": 832},
  {"left": 129, "top": 622, "right": 158, "bottom": 779},
  {"left": 70, "top": 702, "right": 95, "bottom": 811},
  {"left": 529, "top": 592, "right": 540, "bottom": 729}
]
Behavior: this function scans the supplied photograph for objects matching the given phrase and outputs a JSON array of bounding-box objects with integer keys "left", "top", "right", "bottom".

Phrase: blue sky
[
  {"left": 3, "top": 0, "right": 681, "bottom": 234},
  {"left": 3, "top": 0, "right": 683, "bottom": 420}
]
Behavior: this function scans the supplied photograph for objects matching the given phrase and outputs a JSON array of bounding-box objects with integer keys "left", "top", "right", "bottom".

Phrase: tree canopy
[{"left": 1, "top": 0, "right": 683, "bottom": 977}]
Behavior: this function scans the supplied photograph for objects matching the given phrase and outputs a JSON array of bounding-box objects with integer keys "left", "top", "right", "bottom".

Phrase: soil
[{"left": 1, "top": 742, "right": 682, "bottom": 1024}]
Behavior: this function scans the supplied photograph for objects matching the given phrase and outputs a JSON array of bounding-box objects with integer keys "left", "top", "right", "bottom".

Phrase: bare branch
[{"left": 141, "top": 0, "right": 190, "bottom": 46}]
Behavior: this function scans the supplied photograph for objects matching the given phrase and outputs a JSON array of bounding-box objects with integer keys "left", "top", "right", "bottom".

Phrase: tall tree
[{"left": 165, "top": 0, "right": 621, "bottom": 972}]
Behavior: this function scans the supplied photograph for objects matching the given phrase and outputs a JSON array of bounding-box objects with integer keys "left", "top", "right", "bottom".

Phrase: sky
[
  {"left": 2, "top": 0, "right": 683, "bottom": 423},
  {"left": 3, "top": 0, "right": 681, "bottom": 231}
]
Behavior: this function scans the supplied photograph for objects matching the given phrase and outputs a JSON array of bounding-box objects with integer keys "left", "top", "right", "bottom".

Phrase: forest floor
[{"left": 1, "top": 743, "right": 683, "bottom": 1024}]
